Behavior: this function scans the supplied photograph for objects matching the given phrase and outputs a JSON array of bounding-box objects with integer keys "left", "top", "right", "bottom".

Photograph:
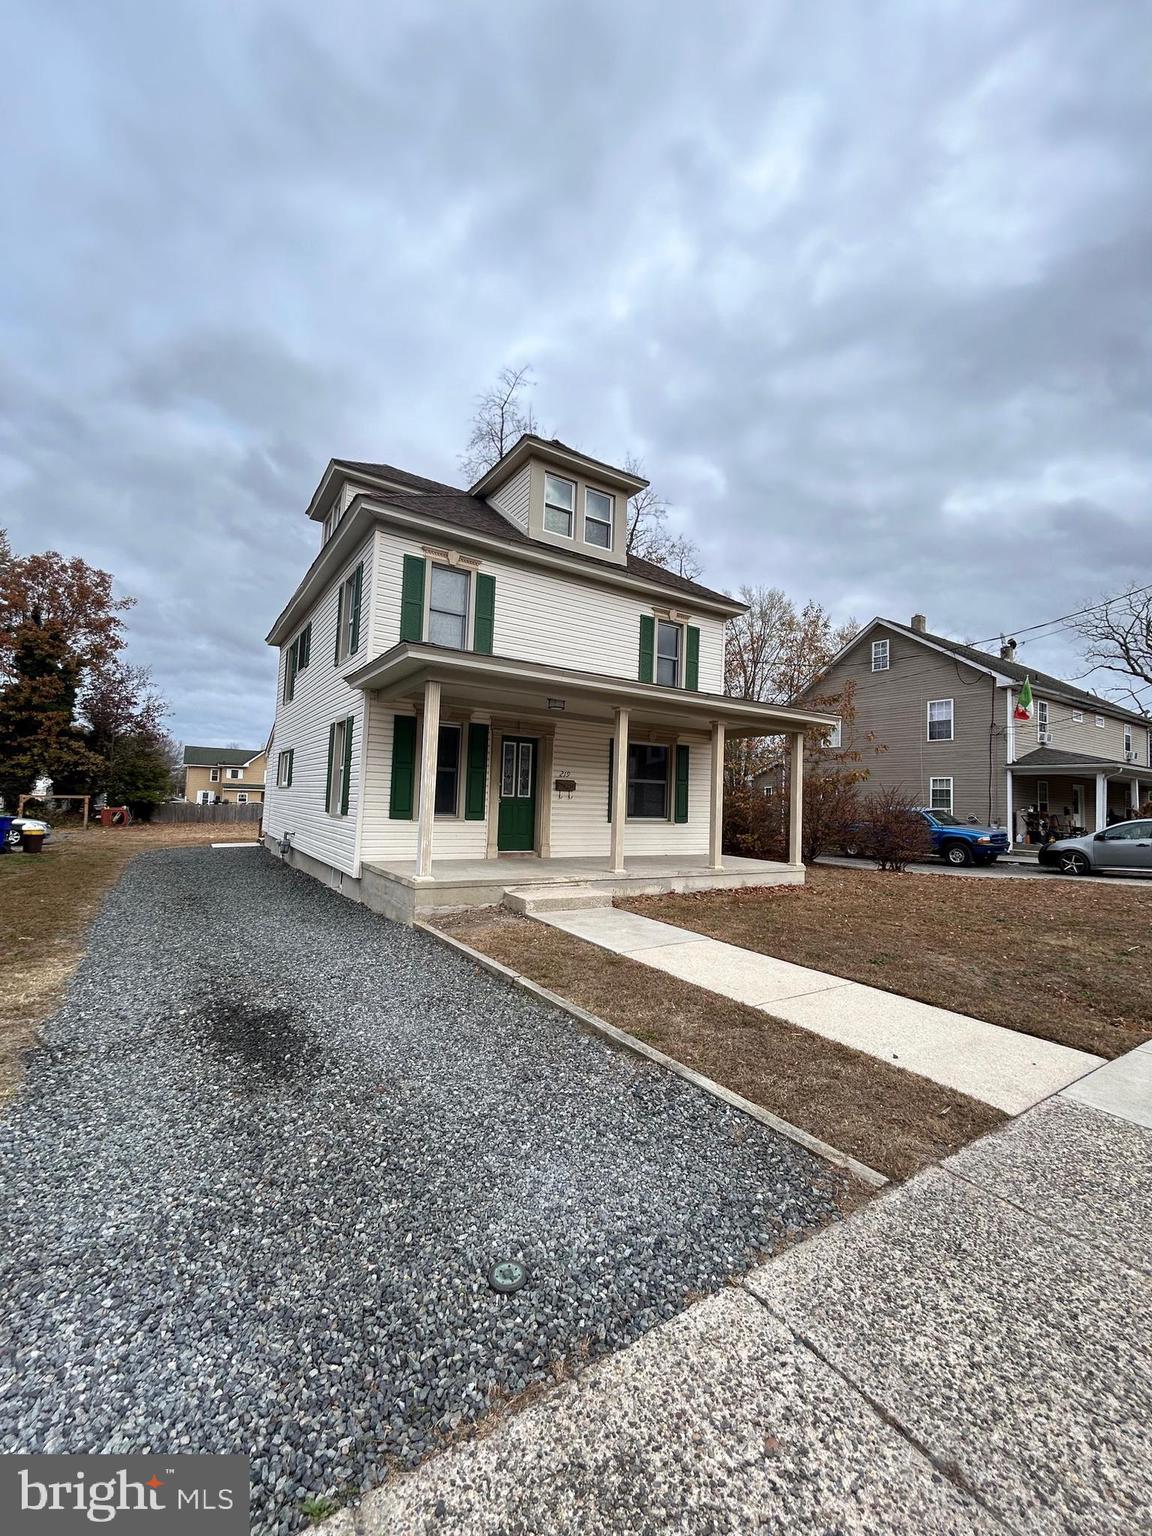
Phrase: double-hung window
[
  {"left": 327, "top": 718, "right": 352, "bottom": 816},
  {"left": 276, "top": 749, "right": 294, "bottom": 788},
  {"left": 656, "top": 621, "right": 681, "bottom": 687},
  {"left": 435, "top": 724, "right": 462, "bottom": 815},
  {"left": 284, "top": 622, "right": 312, "bottom": 702},
  {"left": 428, "top": 564, "right": 470, "bottom": 649},
  {"left": 584, "top": 487, "right": 613, "bottom": 548},
  {"left": 871, "top": 639, "right": 890, "bottom": 671},
  {"left": 227, "top": 768, "right": 243, "bottom": 780},
  {"left": 1124, "top": 725, "right": 1133, "bottom": 757},
  {"left": 627, "top": 744, "right": 670, "bottom": 819},
  {"left": 1036, "top": 700, "right": 1049, "bottom": 730},
  {"left": 824, "top": 719, "right": 842, "bottom": 748},
  {"left": 543, "top": 473, "right": 575, "bottom": 537},
  {"left": 335, "top": 567, "right": 362, "bottom": 664},
  {"left": 209, "top": 768, "right": 220, "bottom": 782},
  {"left": 927, "top": 699, "right": 954, "bottom": 741},
  {"left": 929, "top": 776, "right": 953, "bottom": 812}
]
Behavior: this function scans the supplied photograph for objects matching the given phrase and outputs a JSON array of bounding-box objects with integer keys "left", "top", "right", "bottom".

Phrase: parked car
[
  {"left": 6, "top": 816, "right": 53, "bottom": 848},
  {"left": 844, "top": 809, "right": 1009, "bottom": 867},
  {"left": 1038, "top": 818, "right": 1152, "bottom": 876}
]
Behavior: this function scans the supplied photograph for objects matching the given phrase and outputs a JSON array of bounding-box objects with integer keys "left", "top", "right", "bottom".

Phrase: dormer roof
[{"left": 467, "top": 434, "right": 647, "bottom": 498}]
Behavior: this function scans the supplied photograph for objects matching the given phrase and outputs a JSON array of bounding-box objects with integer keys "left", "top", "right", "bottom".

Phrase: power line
[{"left": 969, "top": 583, "right": 1152, "bottom": 650}]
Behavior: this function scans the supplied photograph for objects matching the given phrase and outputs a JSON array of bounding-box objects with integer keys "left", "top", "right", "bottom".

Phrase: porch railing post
[
  {"left": 416, "top": 679, "right": 441, "bottom": 878},
  {"left": 709, "top": 720, "right": 725, "bottom": 871},
  {"left": 789, "top": 730, "right": 805, "bottom": 867},
  {"left": 1094, "top": 772, "right": 1108, "bottom": 833},
  {"left": 610, "top": 706, "right": 629, "bottom": 874}
]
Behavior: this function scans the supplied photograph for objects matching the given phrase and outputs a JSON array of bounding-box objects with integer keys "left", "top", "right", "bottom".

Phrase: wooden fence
[{"left": 152, "top": 801, "right": 264, "bottom": 825}]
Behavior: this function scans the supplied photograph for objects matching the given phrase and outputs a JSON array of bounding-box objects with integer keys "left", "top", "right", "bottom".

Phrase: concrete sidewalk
[
  {"left": 533, "top": 905, "right": 1102, "bottom": 1114},
  {"left": 328, "top": 1050, "right": 1152, "bottom": 1536}
]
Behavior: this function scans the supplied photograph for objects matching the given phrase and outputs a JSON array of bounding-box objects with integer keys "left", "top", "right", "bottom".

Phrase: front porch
[
  {"left": 360, "top": 851, "right": 802, "bottom": 923},
  {"left": 1009, "top": 749, "right": 1149, "bottom": 839},
  {"left": 346, "top": 642, "right": 831, "bottom": 922}
]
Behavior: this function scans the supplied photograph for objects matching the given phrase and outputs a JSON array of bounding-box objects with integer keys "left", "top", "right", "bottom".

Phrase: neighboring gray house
[{"left": 805, "top": 615, "right": 1151, "bottom": 838}]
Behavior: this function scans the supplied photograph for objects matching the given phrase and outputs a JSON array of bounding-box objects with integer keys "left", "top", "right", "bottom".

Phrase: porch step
[{"left": 501, "top": 884, "right": 615, "bottom": 915}]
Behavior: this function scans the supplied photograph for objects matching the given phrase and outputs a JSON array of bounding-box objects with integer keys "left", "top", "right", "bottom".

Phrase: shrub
[
  {"left": 801, "top": 772, "right": 861, "bottom": 863},
  {"left": 858, "top": 786, "right": 934, "bottom": 871}
]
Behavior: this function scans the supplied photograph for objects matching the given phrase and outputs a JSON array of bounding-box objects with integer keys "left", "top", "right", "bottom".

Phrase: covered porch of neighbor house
[
  {"left": 1009, "top": 748, "right": 1149, "bottom": 840},
  {"left": 345, "top": 642, "right": 832, "bottom": 923}
]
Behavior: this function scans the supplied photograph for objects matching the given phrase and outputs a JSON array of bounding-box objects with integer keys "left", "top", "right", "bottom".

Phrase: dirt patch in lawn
[
  {"left": 0, "top": 823, "right": 259, "bottom": 1103},
  {"left": 619, "top": 865, "right": 1152, "bottom": 1060},
  {"left": 432, "top": 907, "right": 1005, "bottom": 1182}
]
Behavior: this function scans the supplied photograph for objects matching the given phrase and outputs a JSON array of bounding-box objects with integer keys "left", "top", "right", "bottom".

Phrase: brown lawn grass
[
  {"left": 0, "top": 822, "right": 259, "bottom": 1101},
  {"left": 619, "top": 865, "right": 1152, "bottom": 1060},
  {"left": 432, "top": 907, "right": 1005, "bottom": 1182}
]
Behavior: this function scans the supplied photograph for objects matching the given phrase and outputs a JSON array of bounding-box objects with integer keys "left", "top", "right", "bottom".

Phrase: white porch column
[
  {"left": 416, "top": 679, "right": 441, "bottom": 878},
  {"left": 610, "top": 707, "right": 629, "bottom": 874},
  {"left": 789, "top": 730, "right": 805, "bottom": 867},
  {"left": 1131, "top": 778, "right": 1142, "bottom": 813},
  {"left": 708, "top": 720, "right": 725, "bottom": 871},
  {"left": 1094, "top": 773, "right": 1108, "bottom": 833}
]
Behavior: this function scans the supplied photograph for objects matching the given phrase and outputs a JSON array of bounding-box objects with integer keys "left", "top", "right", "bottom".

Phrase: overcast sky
[{"left": 2, "top": 0, "right": 1150, "bottom": 745}]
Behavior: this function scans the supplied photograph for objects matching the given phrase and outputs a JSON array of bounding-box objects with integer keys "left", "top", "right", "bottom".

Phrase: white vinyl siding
[
  {"left": 371, "top": 529, "right": 726, "bottom": 692},
  {"left": 359, "top": 707, "right": 489, "bottom": 861},
  {"left": 262, "top": 534, "right": 374, "bottom": 875},
  {"left": 486, "top": 462, "right": 532, "bottom": 532}
]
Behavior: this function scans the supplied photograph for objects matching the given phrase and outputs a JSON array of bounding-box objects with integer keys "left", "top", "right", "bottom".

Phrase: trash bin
[
  {"left": 20, "top": 828, "right": 46, "bottom": 854},
  {"left": 0, "top": 816, "right": 10, "bottom": 854}
]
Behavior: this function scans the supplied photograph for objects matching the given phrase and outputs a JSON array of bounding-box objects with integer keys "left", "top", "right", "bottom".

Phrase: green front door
[{"left": 497, "top": 735, "right": 538, "bottom": 852}]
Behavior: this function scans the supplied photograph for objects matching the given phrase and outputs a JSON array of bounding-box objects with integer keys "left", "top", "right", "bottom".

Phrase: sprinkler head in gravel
[{"left": 487, "top": 1260, "right": 528, "bottom": 1294}]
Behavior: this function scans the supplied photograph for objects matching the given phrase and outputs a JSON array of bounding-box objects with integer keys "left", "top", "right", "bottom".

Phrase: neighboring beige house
[
  {"left": 183, "top": 747, "right": 267, "bottom": 806},
  {"left": 261, "top": 434, "right": 834, "bottom": 922},
  {"left": 806, "top": 615, "right": 1151, "bottom": 838}
]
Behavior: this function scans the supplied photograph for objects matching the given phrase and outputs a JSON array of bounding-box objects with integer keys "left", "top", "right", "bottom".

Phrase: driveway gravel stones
[{"left": 0, "top": 848, "right": 847, "bottom": 1534}]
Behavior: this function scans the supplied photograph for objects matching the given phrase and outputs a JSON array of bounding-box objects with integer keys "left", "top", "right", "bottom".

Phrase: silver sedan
[{"left": 1038, "top": 818, "right": 1152, "bottom": 876}]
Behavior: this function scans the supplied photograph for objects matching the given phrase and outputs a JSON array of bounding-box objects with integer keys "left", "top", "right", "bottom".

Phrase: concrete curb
[{"left": 415, "top": 920, "right": 889, "bottom": 1190}]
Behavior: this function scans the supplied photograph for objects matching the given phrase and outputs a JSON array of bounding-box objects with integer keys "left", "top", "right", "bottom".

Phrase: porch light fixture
[{"left": 546, "top": 697, "right": 566, "bottom": 710}]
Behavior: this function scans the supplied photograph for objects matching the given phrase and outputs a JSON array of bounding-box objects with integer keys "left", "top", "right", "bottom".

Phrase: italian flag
[{"left": 1014, "top": 677, "right": 1033, "bottom": 721}]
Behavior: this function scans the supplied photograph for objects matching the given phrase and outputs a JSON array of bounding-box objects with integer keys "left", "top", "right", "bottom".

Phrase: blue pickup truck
[{"left": 845, "top": 809, "right": 1011, "bottom": 867}]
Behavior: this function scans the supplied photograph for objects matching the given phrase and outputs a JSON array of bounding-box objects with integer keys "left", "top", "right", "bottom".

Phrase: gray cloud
[{"left": 2, "top": 0, "right": 1150, "bottom": 743}]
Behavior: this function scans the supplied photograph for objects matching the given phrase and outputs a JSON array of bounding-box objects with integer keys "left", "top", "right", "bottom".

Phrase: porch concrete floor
[{"left": 362, "top": 852, "right": 801, "bottom": 890}]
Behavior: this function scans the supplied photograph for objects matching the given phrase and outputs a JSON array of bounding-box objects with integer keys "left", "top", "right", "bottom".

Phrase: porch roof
[
  {"left": 1011, "top": 746, "right": 1148, "bottom": 779},
  {"left": 344, "top": 642, "right": 833, "bottom": 738}
]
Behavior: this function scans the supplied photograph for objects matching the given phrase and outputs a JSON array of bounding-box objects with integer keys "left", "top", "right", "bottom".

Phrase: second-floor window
[
  {"left": 284, "top": 622, "right": 312, "bottom": 702},
  {"left": 927, "top": 699, "right": 954, "bottom": 741},
  {"left": 656, "top": 621, "right": 682, "bottom": 687},
  {"left": 584, "top": 488, "right": 613, "bottom": 548},
  {"left": 334, "top": 565, "right": 363, "bottom": 664},
  {"left": 872, "top": 639, "right": 889, "bottom": 671},
  {"left": 227, "top": 768, "right": 244, "bottom": 780},
  {"left": 209, "top": 768, "right": 220, "bottom": 782},
  {"left": 1124, "top": 726, "right": 1133, "bottom": 756},
  {"left": 1036, "top": 700, "right": 1049, "bottom": 730},
  {"left": 544, "top": 473, "right": 575, "bottom": 537},
  {"left": 428, "top": 564, "right": 470, "bottom": 648}
]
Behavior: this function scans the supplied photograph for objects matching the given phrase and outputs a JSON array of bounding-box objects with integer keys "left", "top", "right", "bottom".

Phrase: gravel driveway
[{"left": 0, "top": 848, "right": 846, "bottom": 1534}]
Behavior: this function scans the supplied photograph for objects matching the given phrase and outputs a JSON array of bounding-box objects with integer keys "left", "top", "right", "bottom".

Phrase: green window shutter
[
  {"left": 399, "top": 555, "right": 426, "bottom": 643},
  {"left": 325, "top": 722, "right": 336, "bottom": 810},
  {"left": 685, "top": 626, "right": 700, "bottom": 691},
  {"left": 674, "top": 744, "right": 690, "bottom": 823},
  {"left": 333, "top": 584, "right": 344, "bottom": 665},
  {"left": 389, "top": 715, "right": 417, "bottom": 819},
  {"left": 638, "top": 614, "right": 655, "bottom": 683},
  {"left": 284, "top": 640, "right": 296, "bottom": 702},
  {"left": 287, "top": 749, "right": 294, "bottom": 787},
  {"left": 349, "top": 564, "right": 364, "bottom": 654},
  {"left": 607, "top": 740, "right": 614, "bottom": 821},
  {"left": 464, "top": 722, "right": 489, "bottom": 819},
  {"left": 340, "top": 715, "right": 354, "bottom": 815},
  {"left": 473, "top": 572, "right": 495, "bottom": 654},
  {"left": 301, "top": 623, "right": 311, "bottom": 667}
]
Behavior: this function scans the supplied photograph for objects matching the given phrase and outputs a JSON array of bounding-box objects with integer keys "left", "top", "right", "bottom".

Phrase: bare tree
[
  {"left": 1071, "top": 583, "right": 1152, "bottom": 711},
  {"left": 623, "top": 455, "right": 701, "bottom": 579},
  {"left": 459, "top": 365, "right": 538, "bottom": 483}
]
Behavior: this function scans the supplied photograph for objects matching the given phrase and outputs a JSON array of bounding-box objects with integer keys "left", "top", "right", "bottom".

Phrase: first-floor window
[
  {"left": 1036, "top": 780, "right": 1049, "bottom": 812},
  {"left": 628, "top": 743, "right": 670, "bottom": 818},
  {"left": 236, "top": 792, "right": 248, "bottom": 804},
  {"left": 435, "top": 724, "right": 461, "bottom": 814},
  {"left": 276, "top": 749, "right": 294, "bottom": 787},
  {"left": 927, "top": 699, "right": 954, "bottom": 741},
  {"left": 824, "top": 718, "right": 842, "bottom": 749},
  {"left": 197, "top": 790, "right": 213, "bottom": 805},
  {"left": 428, "top": 563, "right": 470, "bottom": 649},
  {"left": 327, "top": 718, "right": 350, "bottom": 815},
  {"left": 929, "top": 776, "right": 953, "bottom": 813}
]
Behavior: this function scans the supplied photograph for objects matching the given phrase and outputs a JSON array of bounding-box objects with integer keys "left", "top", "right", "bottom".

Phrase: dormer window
[
  {"left": 428, "top": 563, "right": 470, "bottom": 648},
  {"left": 543, "top": 473, "right": 575, "bottom": 537},
  {"left": 584, "top": 488, "right": 613, "bottom": 549}
]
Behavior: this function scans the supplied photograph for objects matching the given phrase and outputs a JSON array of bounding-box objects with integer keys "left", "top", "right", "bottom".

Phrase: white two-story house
[{"left": 262, "top": 435, "right": 829, "bottom": 922}]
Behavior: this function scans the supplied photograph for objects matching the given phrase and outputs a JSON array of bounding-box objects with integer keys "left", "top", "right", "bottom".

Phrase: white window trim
[
  {"left": 1096, "top": 715, "right": 1106, "bottom": 727},
  {"left": 1036, "top": 700, "right": 1049, "bottom": 729},
  {"left": 871, "top": 638, "right": 890, "bottom": 672},
  {"left": 929, "top": 775, "right": 953, "bottom": 813},
  {"left": 276, "top": 750, "right": 292, "bottom": 788},
  {"left": 335, "top": 568, "right": 360, "bottom": 664},
  {"left": 433, "top": 721, "right": 464, "bottom": 819},
  {"left": 327, "top": 719, "right": 348, "bottom": 817},
  {"left": 424, "top": 561, "right": 473, "bottom": 652},
  {"left": 236, "top": 792, "right": 248, "bottom": 804},
  {"left": 583, "top": 486, "right": 614, "bottom": 549},
  {"left": 1124, "top": 726, "right": 1133, "bottom": 754},
  {"left": 543, "top": 472, "right": 577, "bottom": 539},
  {"left": 209, "top": 768, "right": 220, "bottom": 782},
  {"left": 1036, "top": 779, "right": 1049, "bottom": 812},
  {"left": 626, "top": 741, "right": 672, "bottom": 822},
  {"left": 1071, "top": 709, "right": 1084, "bottom": 723},
  {"left": 227, "top": 768, "right": 243, "bottom": 780},
  {"left": 823, "top": 718, "right": 842, "bottom": 749},
  {"left": 655, "top": 618, "right": 684, "bottom": 689},
  {"left": 927, "top": 698, "right": 954, "bottom": 742}
]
